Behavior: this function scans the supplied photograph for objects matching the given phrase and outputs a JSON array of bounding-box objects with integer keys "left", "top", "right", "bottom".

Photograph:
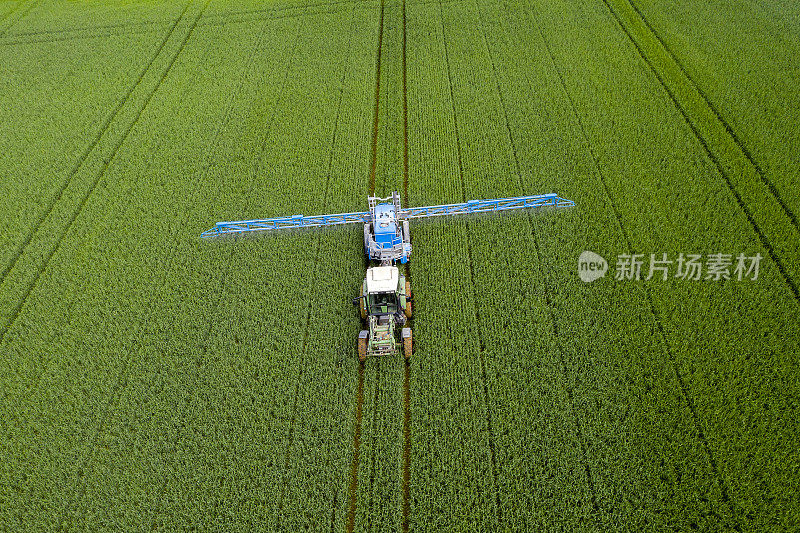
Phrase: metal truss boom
[{"left": 200, "top": 193, "right": 574, "bottom": 239}]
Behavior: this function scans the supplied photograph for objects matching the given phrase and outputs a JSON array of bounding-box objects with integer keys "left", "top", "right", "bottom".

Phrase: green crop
[{"left": 0, "top": 0, "right": 797, "bottom": 530}]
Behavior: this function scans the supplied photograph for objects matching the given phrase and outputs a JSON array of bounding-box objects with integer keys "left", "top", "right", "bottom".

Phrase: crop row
[
  {"left": 406, "top": 2, "right": 589, "bottom": 528},
  {"left": 521, "top": 0, "right": 799, "bottom": 527},
  {"left": 602, "top": 0, "right": 800, "bottom": 299},
  {"left": 0, "top": 8, "right": 260, "bottom": 527},
  {"left": 0, "top": 0, "right": 185, "bottom": 37},
  {"left": 0, "top": 0, "right": 206, "bottom": 351},
  {"left": 350, "top": 1, "right": 409, "bottom": 529},
  {"left": 2, "top": 0, "right": 796, "bottom": 528},
  {"left": 0, "top": 5, "right": 381, "bottom": 528},
  {"left": 0, "top": 28, "right": 162, "bottom": 278},
  {"left": 627, "top": 0, "right": 800, "bottom": 232},
  {"left": 77, "top": 7, "right": 381, "bottom": 528},
  {"left": 402, "top": 0, "right": 800, "bottom": 528}
]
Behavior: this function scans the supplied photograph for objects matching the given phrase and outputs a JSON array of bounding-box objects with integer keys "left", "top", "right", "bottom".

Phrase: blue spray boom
[{"left": 201, "top": 192, "right": 574, "bottom": 263}]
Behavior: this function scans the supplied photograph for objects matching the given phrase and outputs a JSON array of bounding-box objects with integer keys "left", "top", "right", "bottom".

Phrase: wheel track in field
[
  {"left": 48, "top": 0, "right": 216, "bottom": 524},
  {"left": 0, "top": 25, "right": 165, "bottom": 46},
  {"left": 205, "top": 0, "right": 373, "bottom": 22},
  {"left": 472, "top": 2, "right": 602, "bottom": 518},
  {"left": 600, "top": 0, "right": 800, "bottom": 303},
  {"left": 521, "top": 0, "right": 741, "bottom": 527},
  {"left": 622, "top": 0, "right": 799, "bottom": 233},
  {"left": 401, "top": 355, "right": 411, "bottom": 532},
  {"left": 366, "top": 0, "right": 385, "bottom": 196},
  {"left": 0, "top": 0, "right": 39, "bottom": 36},
  {"left": 438, "top": 0, "right": 503, "bottom": 526},
  {"left": 0, "top": 2, "right": 360, "bottom": 47},
  {"left": 365, "top": 362, "right": 382, "bottom": 532},
  {"left": 0, "top": 0, "right": 372, "bottom": 45},
  {"left": 347, "top": 1, "right": 384, "bottom": 530},
  {"left": 400, "top": 0, "right": 412, "bottom": 529},
  {"left": 273, "top": 5, "right": 360, "bottom": 526},
  {"left": 200, "top": 3, "right": 364, "bottom": 29},
  {"left": 346, "top": 364, "right": 367, "bottom": 533},
  {"left": 4, "top": 18, "right": 163, "bottom": 38},
  {"left": 0, "top": 0, "right": 193, "bottom": 348},
  {"left": 65, "top": 4, "right": 313, "bottom": 526}
]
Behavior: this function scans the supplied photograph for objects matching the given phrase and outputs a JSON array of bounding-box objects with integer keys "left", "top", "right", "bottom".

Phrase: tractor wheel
[
  {"left": 404, "top": 281, "right": 412, "bottom": 318},
  {"left": 358, "top": 333, "right": 368, "bottom": 363},
  {"left": 403, "top": 328, "right": 412, "bottom": 360},
  {"left": 359, "top": 298, "right": 367, "bottom": 320}
]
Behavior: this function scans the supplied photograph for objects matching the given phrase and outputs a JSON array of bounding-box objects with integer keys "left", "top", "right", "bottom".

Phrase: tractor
[{"left": 353, "top": 265, "right": 412, "bottom": 362}]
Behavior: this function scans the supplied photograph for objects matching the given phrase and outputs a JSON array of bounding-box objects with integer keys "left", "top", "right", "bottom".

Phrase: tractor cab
[
  {"left": 370, "top": 291, "right": 398, "bottom": 315},
  {"left": 364, "top": 265, "right": 402, "bottom": 313}
]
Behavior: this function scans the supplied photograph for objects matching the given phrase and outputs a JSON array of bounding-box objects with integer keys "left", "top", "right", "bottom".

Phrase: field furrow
[
  {"left": 347, "top": 1, "right": 410, "bottom": 529},
  {"left": 3, "top": 0, "right": 184, "bottom": 36},
  {"left": 404, "top": 2, "right": 504, "bottom": 527},
  {"left": 1, "top": 19, "right": 167, "bottom": 40},
  {"left": 423, "top": 0, "right": 602, "bottom": 527},
  {"left": 139, "top": 8, "right": 377, "bottom": 529},
  {"left": 0, "top": 25, "right": 167, "bottom": 46},
  {"left": 628, "top": 0, "right": 800, "bottom": 223}
]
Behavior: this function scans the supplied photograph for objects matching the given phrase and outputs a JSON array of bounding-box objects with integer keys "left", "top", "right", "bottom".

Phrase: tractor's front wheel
[
  {"left": 404, "top": 281, "right": 412, "bottom": 318},
  {"left": 358, "top": 331, "right": 369, "bottom": 363},
  {"left": 402, "top": 328, "right": 412, "bottom": 360}
]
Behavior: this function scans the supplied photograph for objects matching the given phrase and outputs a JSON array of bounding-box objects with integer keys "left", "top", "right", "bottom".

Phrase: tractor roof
[{"left": 366, "top": 266, "right": 399, "bottom": 293}]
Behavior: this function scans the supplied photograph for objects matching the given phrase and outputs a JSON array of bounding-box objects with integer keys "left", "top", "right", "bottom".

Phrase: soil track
[
  {"left": 346, "top": 364, "right": 366, "bottom": 533},
  {"left": 346, "top": 1, "right": 385, "bottom": 530},
  {"left": 400, "top": 0, "right": 412, "bottom": 529}
]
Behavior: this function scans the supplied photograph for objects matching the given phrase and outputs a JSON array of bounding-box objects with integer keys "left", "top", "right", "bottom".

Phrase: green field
[{"left": 1, "top": 0, "right": 798, "bottom": 530}]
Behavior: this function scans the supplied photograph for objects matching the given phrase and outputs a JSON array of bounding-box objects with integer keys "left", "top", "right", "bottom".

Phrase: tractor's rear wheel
[
  {"left": 404, "top": 281, "right": 412, "bottom": 318},
  {"left": 359, "top": 298, "right": 367, "bottom": 320},
  {"left": 358, "top": 332, "right": 368, "bottom": 363},
  {"left": 403, "top": 328, "right": 412, "bottom": 360}
]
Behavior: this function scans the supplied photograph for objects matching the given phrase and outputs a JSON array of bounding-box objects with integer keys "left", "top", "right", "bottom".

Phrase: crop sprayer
[{"left": 202, "top": 192, "right": 575, "bottom": 362}]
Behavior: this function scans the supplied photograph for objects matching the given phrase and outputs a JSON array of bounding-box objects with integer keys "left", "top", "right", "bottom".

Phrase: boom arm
[
  {"left": 200, "top": 193, "right": 574, "bottom": 238},
  {"left": 200, "top": 210, "right": 370, "bottom": 238},
  {"left": 400, "top": 193, "right": 573, "bottom": 219}
]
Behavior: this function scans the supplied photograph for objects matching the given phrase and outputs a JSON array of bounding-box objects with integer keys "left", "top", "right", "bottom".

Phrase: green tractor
[{"left": 353, "top": 265, "right": 412, "bottom": 362}]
